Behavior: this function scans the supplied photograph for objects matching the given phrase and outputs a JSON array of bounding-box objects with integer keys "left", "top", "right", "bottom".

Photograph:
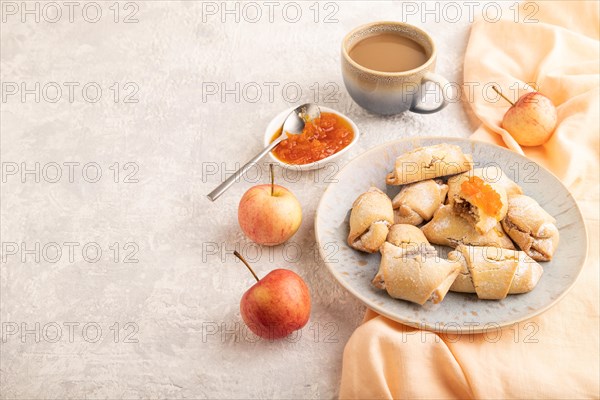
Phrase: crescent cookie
[
  {"left": 386, "top": 143, "right": 473, "bottom": 186},
  {"left": 348, "top": 187, "right": 394, "bottom": 253}
]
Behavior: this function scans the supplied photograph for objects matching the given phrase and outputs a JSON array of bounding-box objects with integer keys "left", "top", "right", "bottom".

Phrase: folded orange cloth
[{"left": 339, "top": 2, "right": 599, "bottom": 399}]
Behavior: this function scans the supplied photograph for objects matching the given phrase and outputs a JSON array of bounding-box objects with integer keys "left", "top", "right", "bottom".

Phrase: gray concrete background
[{"left": 1, "top": 1, "right": 491, "bottom": 398}]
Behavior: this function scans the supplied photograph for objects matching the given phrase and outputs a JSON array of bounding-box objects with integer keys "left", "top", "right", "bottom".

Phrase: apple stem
[
  {"left": 492, "top": 85, "right": 515, "bottom": 106},
  {"left": 270, "top": 163, "right": 274, "bottom": 196},
  {"left": 234, "top": 250, "right": 259, "bottom": 282}
]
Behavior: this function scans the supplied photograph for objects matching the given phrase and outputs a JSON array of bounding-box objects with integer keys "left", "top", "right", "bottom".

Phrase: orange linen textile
[{"left": 339, "top": 2, "right": 599, "bottom": 399}]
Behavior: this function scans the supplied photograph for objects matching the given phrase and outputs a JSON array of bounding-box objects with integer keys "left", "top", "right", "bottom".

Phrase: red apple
[
  {"left": 234, "top": 251, "right": 311, "bottom": 340},
  {"left": 238, "top": 165, "right": 302, "bottom": 246},
  {"left": 493, "top": 87, "right": 558, "bottom": 147}
]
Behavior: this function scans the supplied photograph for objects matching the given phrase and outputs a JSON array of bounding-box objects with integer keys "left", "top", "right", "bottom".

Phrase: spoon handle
[{"left": 206, "top": 136, "right": 283, "bottom": 201}]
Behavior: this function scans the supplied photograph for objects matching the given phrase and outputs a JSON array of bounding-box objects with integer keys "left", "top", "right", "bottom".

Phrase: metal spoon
[{"left": 206, "top": 103, "right": 321, "bottom": 201}]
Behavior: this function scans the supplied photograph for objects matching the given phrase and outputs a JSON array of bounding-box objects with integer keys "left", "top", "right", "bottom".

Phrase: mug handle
[{"left": 410, "top": 72, "right": 450, "bottom": 114}]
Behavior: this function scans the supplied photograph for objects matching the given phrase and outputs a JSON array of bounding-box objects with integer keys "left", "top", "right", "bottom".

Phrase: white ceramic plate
[
  {"left": 315, "top": 137, "right": 587, "bottom": 333},
  {"left": 264, "top": 106, "right": 360, "bottom": 171}
]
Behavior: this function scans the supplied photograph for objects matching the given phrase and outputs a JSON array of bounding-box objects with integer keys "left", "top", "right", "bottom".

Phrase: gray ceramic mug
[{"left": 341, "top": 21, "right": 450, "bottom": 115}]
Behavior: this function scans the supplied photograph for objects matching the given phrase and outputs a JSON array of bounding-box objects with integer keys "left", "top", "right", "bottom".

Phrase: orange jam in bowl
[{"left": 270, "top": 112, "right": 355, "bottom": 165}]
